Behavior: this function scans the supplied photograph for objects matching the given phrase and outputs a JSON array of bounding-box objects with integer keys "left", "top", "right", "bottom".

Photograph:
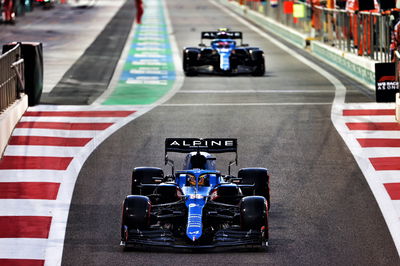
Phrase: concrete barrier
[
  {"left": 310, "top": 41, "right": 375, "bottom": 90},
  {"left": 220, "top": 0, "right": 307, "bottom": 49},
  {"left": 0, "top": 94, "right": 28, "bottom": 159}
]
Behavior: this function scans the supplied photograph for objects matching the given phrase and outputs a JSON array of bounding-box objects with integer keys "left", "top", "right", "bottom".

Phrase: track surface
[{"left": 61, "top": 0, "right": 399, "bottom": 265}]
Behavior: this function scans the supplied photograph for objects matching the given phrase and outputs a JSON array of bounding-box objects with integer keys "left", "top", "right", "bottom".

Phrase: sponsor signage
[
  {"left": 380, "top": 0, "right": 396, "bottom": 10},
  {"left": 293, "top": 4, "right": 306, "bottom": 18},
  {"left": 375, "top": 63, "right": 399, "bottom": 102},
  {"left": 283, "top": 1, "right": 294, "bottom": 14},
  {"left": 359, "top": 0, "right": 375, "bottom": 11},
  {"left": 165, "top": 138, "right": 237, "bottom": 153}
]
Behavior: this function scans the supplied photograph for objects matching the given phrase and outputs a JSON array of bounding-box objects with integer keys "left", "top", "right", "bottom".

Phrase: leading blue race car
[
  {"left": 120, "top": 138, "right": 270, "bottom": 250},
  {"left": 182, "top": 29, "right": 265, "bottom": 76}
]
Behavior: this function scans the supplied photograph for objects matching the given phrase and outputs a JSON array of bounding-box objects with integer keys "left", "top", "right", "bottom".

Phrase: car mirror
[
  {"left": 229, "top": 177, "right": 242, "bottom": 184},
  {"left": 152, "top": 176, "right": 164, "bottom": 183},
  {"left": 198, "top": 43, "right": 206, "bottom": 47},
  {"left": 241, "top": 43, "right": 249, "bottom": 47}
]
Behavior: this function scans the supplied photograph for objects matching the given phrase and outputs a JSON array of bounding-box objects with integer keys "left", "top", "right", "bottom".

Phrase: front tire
[
  {"left": 240, "top": 196, "right": 268, "bottom": 230},
  {"left": 182, "top": 48, "right": 199, "bottom": 76},
  {"left": 121, "top": 195, "right": 151, "bottom": 242},
  {"left": 240, "top": 196, "right": 268, "bottom": 248}
]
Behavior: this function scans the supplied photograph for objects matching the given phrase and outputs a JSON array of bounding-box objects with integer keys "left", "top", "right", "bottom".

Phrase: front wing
[
  {"left": 194, "top": 55, "right": 258, "bottom": 74},
  {"left": 121, "top": 228, "right": 265, "bottom": 249}
]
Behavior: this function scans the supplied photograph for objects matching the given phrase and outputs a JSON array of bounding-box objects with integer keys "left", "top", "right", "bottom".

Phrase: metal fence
[
  {"left": 0, "top": 44, "right": 25, "bottom": 113},
  {"left": 395, "top": 50, "right": 400, "bottom": 82},
  {"left": 238, "top": 0, "right": 392, "bottom": 62}
]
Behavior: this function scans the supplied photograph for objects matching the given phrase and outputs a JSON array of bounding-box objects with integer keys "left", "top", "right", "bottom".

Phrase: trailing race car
[
  {"left": 182, "top": 28, "right": 265, "bottom": 76},
  {"left": 121, "top": 138, "right": 270, "bottom": 250}
]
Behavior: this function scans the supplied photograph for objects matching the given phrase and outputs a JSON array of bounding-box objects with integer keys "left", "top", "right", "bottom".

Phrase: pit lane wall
[
  {"left": 0, "top": 94, "right": 28, "bottom": 159},
  {"left": 218, "top": 0, "right": 375, "bottom": 90}
]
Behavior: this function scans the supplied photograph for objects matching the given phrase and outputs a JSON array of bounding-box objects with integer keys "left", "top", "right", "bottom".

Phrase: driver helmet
[{"left": 188, "top": 174, "right": 205, "bottom": 186}]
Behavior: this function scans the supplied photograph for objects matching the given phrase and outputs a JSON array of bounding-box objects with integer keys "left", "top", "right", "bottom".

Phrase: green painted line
[{"left": 102, "top": 0, "right": 176, "bottom": 105}]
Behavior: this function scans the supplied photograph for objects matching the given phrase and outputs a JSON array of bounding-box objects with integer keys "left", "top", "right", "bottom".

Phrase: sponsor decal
[
  {"left": 376, "top": 81, "right": 399, "bottom": 91},
  {"left": 377, "top": 75, "right": 398, "bottom": 91},
  {"left": 201, "top": 31, "right": 242, "bottom": 39},
  {"left": 375, "top": 63, "right": 399, "bottom": 102},
  {"left": 378, "top": 75, "right": 396, "bottom": 82},
  {"left": 169, "top": 140, "right": 234, "bottom": 147},
  {"left": 189, "top": 194, "right": 203, "bottom": 199},
  {"left": 167, "top": 138, "right": 236, "bottom": 148},
  {"left": 165, "top": 138, "right": 237, "bottom": 153}
]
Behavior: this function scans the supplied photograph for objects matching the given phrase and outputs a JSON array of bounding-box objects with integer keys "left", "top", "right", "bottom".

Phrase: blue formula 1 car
[
  {"left": 182, "top": 29, "right": 265, "bottom": 76},
  {"left": 120, "top": 138, "right": 270, "bottom": 250}
]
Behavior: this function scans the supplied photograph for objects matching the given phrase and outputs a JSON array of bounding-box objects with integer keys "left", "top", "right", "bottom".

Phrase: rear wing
[
  {"left": 200, "top": 31, "right": 244, "bottom": 46},
  {"left": 201, "top": 31, "right": 243, "bottom": 40},
  {"left": 165, "top": 138, "right": 238, "bottom": 175},
  {"left": 165, "top": 138, "right": 237, "bottom": 153}
]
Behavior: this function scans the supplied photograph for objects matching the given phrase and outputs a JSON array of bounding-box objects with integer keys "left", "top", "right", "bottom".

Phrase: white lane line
[
  {"left": 340, "top": 103, "right": 396, "bottom": 110},
  {"left": 350, "top": 131, "right": 400, "bottom": 139},
  {"left": 20, "top": 117, "right": 121, "bottom": 123},
  {"left": 0, "top": 170, "right": 65, "bottom": 182},
  {"left": 178, "top": 89, "right": 336, "bottom": 94},
  {"left": 211, "top": 0, "right": 400, "bottom": 255},
  {"left": 4, "top": 146, "right": 83, "bottom": 157},
  {"left": 28, "top": 105, "right": 145, "bottom": 111},
  {"left": 0, "top": 239, "right": 47, "bottom": 260},
  {"left": 342, "top": 116, "right": 398, "bottom": 123},
  {"left": 0, "top": 200, "right": 56, "bottom": 216},
  {"left": 380, "top": 177, "right": 400, "bottom": 184},
  {"left": 392, "top": 201, "right": 400, "bottom": 216},
  {"left": 350, "top": 148, "right": 400, "bottom": 157},
  {"left": 161, "top": 102, "right": 332, "bottom": 106},
  {"left": 373, "top": 171, "right": 400, "bottom": 179},
  {"left": 12, "top": 129, "right": 102, "bottom": 138}
]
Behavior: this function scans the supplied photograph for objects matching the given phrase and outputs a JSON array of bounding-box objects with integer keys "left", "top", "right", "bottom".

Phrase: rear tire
[
  {"left": 238, "top": 168, "right": 270, "bottom": 209},
  {"left": 131, "top": 167, "right": 164, "bottom": 195}
]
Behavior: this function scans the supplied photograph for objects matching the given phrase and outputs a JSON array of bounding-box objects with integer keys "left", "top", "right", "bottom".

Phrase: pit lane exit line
[
  {"left": 178, "top": 90, "right": 335, "bottom": 93},
  {"left": 162, "top": 102, "right": 332, "bottom": 106}
]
